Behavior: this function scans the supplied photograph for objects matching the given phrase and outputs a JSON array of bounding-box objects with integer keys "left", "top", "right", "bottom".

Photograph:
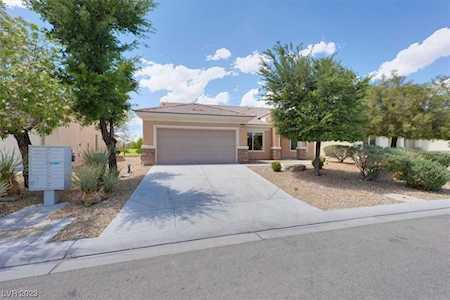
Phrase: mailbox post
[{"left": 28, "top": 146, "right": 72, "bottom": 206}]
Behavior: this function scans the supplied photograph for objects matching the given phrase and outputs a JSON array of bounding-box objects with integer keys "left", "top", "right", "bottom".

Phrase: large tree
[
  {"left": 366, "top": 74, "right": 450, "bottom": 147},
  {"left": 260, "top": 43, "right": 369, "bottom": 175},
  {"left": 0, "top": 5, "right": 71, "bottom": 187},
  {"left": 27, "top": 0, "right": 156, "bottom": 170}
]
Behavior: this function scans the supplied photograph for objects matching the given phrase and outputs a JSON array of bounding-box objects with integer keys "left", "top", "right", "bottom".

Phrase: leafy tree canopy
[
  {"left": 27, "top": 0, "right": 156, "bottom": 170},
  {"left": 260, "top": 43, "right": 369, "bottom": 143},
  {"left": 0, "top": 6, "right": 71, "bottom": 139},
  {"left": 26, "top": 0, "right": 155, "bottom": 126},
  {"left": 366, "top": 74, "right": 450, "bottom": 142},
  {"left": 0, "top": 5, "right": 72, "bottom": 186}
]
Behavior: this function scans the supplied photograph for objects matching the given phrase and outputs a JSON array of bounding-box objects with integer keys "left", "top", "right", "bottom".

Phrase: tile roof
[
  {"left": 135, "top": 103, "right": 255, "bottom": 117},
  {"left": 135, "top": 102, "right": 272, "bottom": 125}
]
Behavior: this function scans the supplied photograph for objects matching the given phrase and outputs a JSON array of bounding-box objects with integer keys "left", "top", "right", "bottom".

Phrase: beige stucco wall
[
  {"left": 0, "top": 123, "right": 105, "bottom": 165},
  {"left": 248, "top": 127, "right": 272, "bottom": 160},
  {"left": 280, "top": 136, "right": 297, "bottom": 159},
  {"left": 42, "top": 123, "right": 105, "bottom": 164},
  {"left": 142, "top": 119, "right": 320, "bottom": 161},
  {"left": 143, "top": 120, "right": 249, "bottom": 147}
]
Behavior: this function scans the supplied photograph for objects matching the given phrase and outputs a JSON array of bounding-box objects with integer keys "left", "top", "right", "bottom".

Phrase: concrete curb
[{"left": 0, "top": 206, "right": 449, "bottom": 283}]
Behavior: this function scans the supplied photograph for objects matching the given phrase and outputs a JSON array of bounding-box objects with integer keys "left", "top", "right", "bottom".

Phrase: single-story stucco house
[{"left": 135, "top": 102, "right": 315, "bottom": 165}]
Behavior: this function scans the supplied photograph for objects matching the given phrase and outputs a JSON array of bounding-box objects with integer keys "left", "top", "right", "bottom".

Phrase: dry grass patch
[
  {"left": 249, "top": 161, "right": 450, "bottom": 210},
  {"left": 49, "top": 157, "right": 150, "bottom": 241}
]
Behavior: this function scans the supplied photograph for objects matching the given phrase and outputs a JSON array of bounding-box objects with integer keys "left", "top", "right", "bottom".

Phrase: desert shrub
[
  {"left": 0, "top": 179, "right": 8, "bottom": 198},
  {"left": 312, "top": 156, "right": 326, "bottom": 170},
  {"left": 82, "top": 150, "right": 109, "bottom": 182},
  {"left": 404, "top": 159, "right": 449, "bottom": 191},
  {"left": 418, "top": 151, "right": 450, "bottom": 167},
  {"left": 83, "top": 150, "right": 108, "bottom": 168},
  {"left": 102, "top": 170, "right": 120, "bottom": 193},
  {"left": 0, "top": 151, "right": 20, "bottom": 193},
  {"left": 73, "top": 165, "right": 103, "bottom": 193},
  {"left": 271, "top": 161, "right": 282, "bottom": 172},
  {"left": 383, "top": 148, "right": 418, "bottom": 180},
  {"left": 323, "top": 145, "right": 354, "bottom": 162},
  {"left": 352, "top": 146, "right": 385, "bottom": 180}
]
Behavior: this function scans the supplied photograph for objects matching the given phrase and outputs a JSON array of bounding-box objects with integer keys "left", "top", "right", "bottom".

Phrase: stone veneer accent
[
  {"left": 141, "top": 148, "right": 155, "bottom": 165},
  {"left": 238, "top": 148, "right": 249, "bottom": 163},
  {"left": 271, "top": 148, "right": 281, "bottom": 160}
]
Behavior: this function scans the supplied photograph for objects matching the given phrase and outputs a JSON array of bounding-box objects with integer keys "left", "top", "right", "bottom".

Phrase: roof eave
[{"left": 135, "top": 111, "right": 256, "bottom": 124}]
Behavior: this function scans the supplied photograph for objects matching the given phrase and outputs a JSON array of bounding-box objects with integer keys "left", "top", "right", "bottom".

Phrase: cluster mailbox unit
[{"left": 28, "top": 146, "right": 72, "bottom": 206}]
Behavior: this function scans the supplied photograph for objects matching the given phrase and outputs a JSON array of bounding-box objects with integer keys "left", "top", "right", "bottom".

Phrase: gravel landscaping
[
  {"left": 48, "top": 157, "right": 150, "bottom": 241},
  {"left": 0, "top": 191, "right": 42, "bottom": 218},
  {"left": 249, "top": 161, "right": 450, "bottom": 210}
]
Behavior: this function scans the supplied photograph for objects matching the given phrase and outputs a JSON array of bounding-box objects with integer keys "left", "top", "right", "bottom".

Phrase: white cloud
[
  {"left": 240, "top": 88, "right": 272, "bottom": 107},
  {"left": 371, "top": 27, "right": 450, "bottom": 80},
  {"left": 197, "top": 92, "right": 230, "bottom": 105},
  {"left": 206, "top": 48, "right": 232, "bottom": 61},
  {"left": 127, "top": 115, "right": 143, "bottom": 139},
  {"left": 233, "top": 51, "right": 269, "bottom": 74},
  {"left": 137, "top": 60, "right": 231, "bottom": 103},
  {"left": 3, "top": 0, "right": 25, "bottom": 7},
  {"left": 299, "top": 41, "right": 336, "bottom": 57}
]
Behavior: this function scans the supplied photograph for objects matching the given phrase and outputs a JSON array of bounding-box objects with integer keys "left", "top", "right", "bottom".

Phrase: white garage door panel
[{"left": 157, "top": 128, "right": 236, "bottom": 164}]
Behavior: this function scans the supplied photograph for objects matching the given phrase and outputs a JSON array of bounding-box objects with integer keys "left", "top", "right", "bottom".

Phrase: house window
[
  {"left": 290, "top": 139, "right": 306, "bottom": 150},
  {"left": 368, "top": 136, "right": 376, "bottom": 146},
  {"left": 247, "top": 132, "right": 263, "bottom": 151},
  {"left": 290, "top": 138, "right": 297, "bottom": 151}
]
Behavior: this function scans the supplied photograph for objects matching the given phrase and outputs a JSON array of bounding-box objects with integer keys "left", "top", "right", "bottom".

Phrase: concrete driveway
[{"left": 70, "top": 164, "right": 321, "bottom": 256}]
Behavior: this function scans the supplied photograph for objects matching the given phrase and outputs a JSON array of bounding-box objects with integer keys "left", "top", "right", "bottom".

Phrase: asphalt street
[{"left": 1, "top": 215, "right": 449, "bottom": 300}]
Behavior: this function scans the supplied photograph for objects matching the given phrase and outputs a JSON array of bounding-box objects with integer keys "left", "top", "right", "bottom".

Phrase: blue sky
[{"left": 5, "top": 0, "right": 450, "bottom": 138}]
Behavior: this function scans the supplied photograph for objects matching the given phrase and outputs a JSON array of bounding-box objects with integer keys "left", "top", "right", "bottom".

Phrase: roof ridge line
[{"left": 192, "top": 102, "right": 248, "bottom": 115}]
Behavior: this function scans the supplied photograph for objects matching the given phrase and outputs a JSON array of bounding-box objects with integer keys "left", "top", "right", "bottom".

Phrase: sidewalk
[
  {"left": 0, "top": 204, "right": 73, "bottom": 269},
  {"left": 0, "top": 199, "right": 449, "bottom": 282}
]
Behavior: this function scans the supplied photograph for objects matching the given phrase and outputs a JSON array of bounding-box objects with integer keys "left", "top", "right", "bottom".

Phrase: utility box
[{"left": 28, "top": 146, "right": 72, "bottom": 206}]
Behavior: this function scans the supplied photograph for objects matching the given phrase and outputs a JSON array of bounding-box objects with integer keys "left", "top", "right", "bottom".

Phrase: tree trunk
[
  {"left": 314, "top": 141, "right": 321, "bottom": 176},
  {"left": 390, "top": 137, "right": 398, "bottom": 148},
  {"left": 13, "top": 131, "right": 32, "bottom": 188},
  {"left": 99, "top": 119, "right": 118, "bottom": 171}
]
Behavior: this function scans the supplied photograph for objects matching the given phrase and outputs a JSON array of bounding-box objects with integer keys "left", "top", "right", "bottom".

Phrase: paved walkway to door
[{"left": 69, "top": 164, "right": 322, "bottom": 256}]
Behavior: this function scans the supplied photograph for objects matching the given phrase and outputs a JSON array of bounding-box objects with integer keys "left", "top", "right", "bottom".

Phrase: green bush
[
  {"left": 271, "top": 161, "right": 282, "bottom": 172},
  {"left": 0, "top": 151, "right": 20, "bottom": 193},
  {"left": 352, "top": 146, "right": 385, "bottom": 180},
  {"left": 73, "top": 165, "right": 103, "bottom": 193},
  {"left": 323, "top": 145, "right": 354, "bottom": 162},
  {"left": 312, "top": 156, "right": 326, "bottom": 170},
  {"left": 383, "top": 148, "right": 418, "bottom": 180},
  {"left": 404, "top": 159, "right": 449, "bottom": 191},
  {"left": 418, "top": 151, "right": 450, "bottom": 167},
  {"left": 102, "top": 170, "right": 119, "bottom": 193}
]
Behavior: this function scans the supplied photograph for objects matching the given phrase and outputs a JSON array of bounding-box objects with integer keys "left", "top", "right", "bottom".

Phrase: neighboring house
[
  {"left": 0, "top": 123, "right": 105, "bottom": 166},
  {"left": 368, "top": 136, "right": 450, "bottom": 152},
  {"left": 135, "top": 102, "right": 316, "bottom": 165}
]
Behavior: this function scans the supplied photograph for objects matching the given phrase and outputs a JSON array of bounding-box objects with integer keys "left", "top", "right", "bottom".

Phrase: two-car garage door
[{"left": 156, "top": 128, "right": 236, "bottom": 164}]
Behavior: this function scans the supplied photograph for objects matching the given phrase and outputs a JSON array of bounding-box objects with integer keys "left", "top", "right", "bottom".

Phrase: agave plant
[
  {"left": 0, "top": 179, "right": 9, "bottom": 198},
  {"left": 102, "top": 169, "right": 119, "bottom": 193},
  {"left": 72, "top": 165, "right": 104, "bottom": 193},
  {"left": 82, "top": 150, "right": 108, "bottom": 167},
  {"left": 0, "top": 151, "right": 20, "bottom": 193}
]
